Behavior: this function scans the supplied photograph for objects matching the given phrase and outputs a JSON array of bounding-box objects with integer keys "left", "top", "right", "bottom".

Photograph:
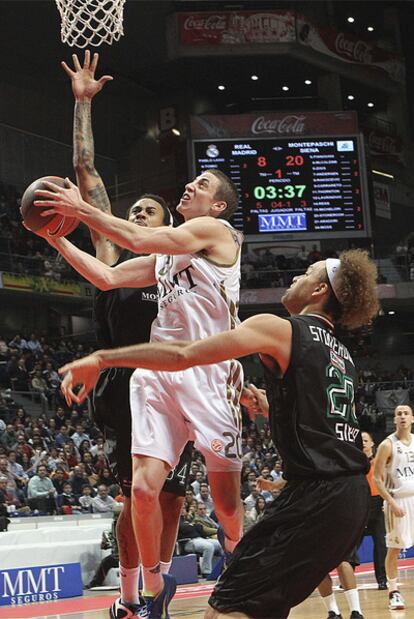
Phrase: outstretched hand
[
  {"left": 59, "top": 353, "right": 102, "bottom": 405},
  {"left": 240, "top": 383, "right": 269, "bottom": 420},
  {"left": 62, "top": 50, "right": 113, "bottom": 101},
  {"left": 34, "top": 178, "right": 84, "bottom": 218}
]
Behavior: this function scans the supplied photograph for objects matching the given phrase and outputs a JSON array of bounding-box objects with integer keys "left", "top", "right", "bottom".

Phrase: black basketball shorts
[{"left": 209, "top": 473, "right": 370, "bottom": 619}]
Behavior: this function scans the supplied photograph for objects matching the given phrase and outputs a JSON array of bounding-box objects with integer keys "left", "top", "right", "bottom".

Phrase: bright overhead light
[
  {"left": 388, "top": 311, "right": 395, "bottom": 315},
  {"left": 251, "top": 75, "right": 259, "bottom": 81},
  {"left": 347, "top": 95, "right": 355, "bottom": 101},
  {"left": 282, "top": 85, "right": 289, "bottom": 92},
  {"left": 367, "top": 26, "right": 374, "bottom": 32},
  {"left": 367, "top": 102, "right": 374, "bottom": 108},
  {"left": 372, "top": 169, "right": 394, "bottom": 179},
  {"left": 347, "top": 17, "right": 355, "bottom": 23},
  {"left": 172, "top": 128, "right": 181, "bottom": 136},
  {"left": 304, "top": 79, "right": 312, "bottom": 85},
  {"left": 218, "top": 85, "right": 226, "bottom": 91}
]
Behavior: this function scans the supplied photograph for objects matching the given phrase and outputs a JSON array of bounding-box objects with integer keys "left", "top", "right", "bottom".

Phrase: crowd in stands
[
  {"left": 0, "top": 180, "right": 90, "bottom": 281},
  {"left": 1, "top": 331, "right": 413, "bottom": 525}
]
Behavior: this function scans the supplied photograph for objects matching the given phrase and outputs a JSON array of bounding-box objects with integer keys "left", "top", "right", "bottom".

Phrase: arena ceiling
[{"left": 1, "top": 1, "right": 412, "bottom": 112}]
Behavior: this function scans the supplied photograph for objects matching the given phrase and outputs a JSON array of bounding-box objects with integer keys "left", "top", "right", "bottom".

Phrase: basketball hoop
[{"left": 55, "top": 0, "right": 126, "bottom": 48}]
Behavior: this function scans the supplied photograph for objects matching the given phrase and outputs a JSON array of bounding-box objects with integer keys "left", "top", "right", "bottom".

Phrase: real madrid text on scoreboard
[{"left": 192, "top": 136, "right": 371, "bottom": 241}]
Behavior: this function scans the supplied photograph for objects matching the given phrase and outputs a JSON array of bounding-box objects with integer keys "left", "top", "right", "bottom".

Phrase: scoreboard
[{"left": 192, "top": 135, "right": 371, "bottom": 240}]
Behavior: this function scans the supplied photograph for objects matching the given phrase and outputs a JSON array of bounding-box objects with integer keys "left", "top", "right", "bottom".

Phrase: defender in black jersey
[
  {"left": 59, "top": 249, "right": 379, "bottom": 619},
  {"left": 53, "top": 52, "right": 192, "bottom": 619}
]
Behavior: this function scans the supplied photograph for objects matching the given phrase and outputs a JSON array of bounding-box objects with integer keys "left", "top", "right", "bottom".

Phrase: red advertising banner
[
  {"left": 178, "top": 11, "right": 296, "bottom": 45},
  {"left": 176, "top": 11, "right": 404, "bottom": 83},
  {"left": 190, "top": 111, "right": 359, "bottom": 139},
  {"left": 296, "top": 14, "right": 405, "bottom": 83}
]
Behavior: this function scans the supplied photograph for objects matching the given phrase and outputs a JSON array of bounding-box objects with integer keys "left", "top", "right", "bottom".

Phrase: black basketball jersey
[
  {"left": 93, "top": 250, "right": 158, "bottom": 348},
  {"left": 264, "top": 313, "right": 369, "bottom": 480}
]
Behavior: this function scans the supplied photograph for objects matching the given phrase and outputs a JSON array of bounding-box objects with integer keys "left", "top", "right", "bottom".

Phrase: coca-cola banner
[
  {"left": 178, "top": 11, "right": 296, "bottom": 45},
  {"left": 364, "top": 127, "right": 404, "bottom": 164},
  {"left": 296, "top": 14, "right": 404, "bottom": 83},
  {"left": 190, "top": 111, "right": 358, "bottom": 139}
]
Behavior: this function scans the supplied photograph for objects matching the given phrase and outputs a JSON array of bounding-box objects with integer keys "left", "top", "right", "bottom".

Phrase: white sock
[
  {"left": 142, "top": 563, "right": 162, "bottom": 596},
  {"left": 160, "top": 560, "right": 172, "bottom": 574},
  {"left": 119, "top": 565, "right": 140, "bottom": 605},
  {"left": 344, "top": 588, "right": 361, "bottom": 613},
  {"left": 321, "top": 593, "right": 340, "bottom": 615},
  {"left": 388, "top": 577, "right": 398, "bottom": 591}
]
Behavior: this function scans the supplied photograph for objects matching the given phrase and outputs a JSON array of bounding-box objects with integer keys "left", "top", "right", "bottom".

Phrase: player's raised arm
[
  {"left": 45, "top": 236, "right": 156, "bottom": 290},
  {"left": 58, "top": 314, "right": 292, "bottom": 404},
  {"left": 63, "top": 50, "right": 115, "bottom": 264},
  {"left": 34, "top": 182, "right": 234, "bottom": 256}
]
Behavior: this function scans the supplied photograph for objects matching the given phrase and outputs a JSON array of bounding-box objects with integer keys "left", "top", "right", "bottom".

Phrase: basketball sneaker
[
  {"left": 109, "top": 597, "right": 148, "bottom": 619},
  {"left": 349, "top": 612, "right": 364, "bottom": 619},
  {"left": 326, "top": 612, "right": 342, "bottom": 619},
  {"left": 388, "top": 590, "right": 405, "bottom": 610},
  {"left": 143, "top": 573, "right": 176, "bottom": 619}
]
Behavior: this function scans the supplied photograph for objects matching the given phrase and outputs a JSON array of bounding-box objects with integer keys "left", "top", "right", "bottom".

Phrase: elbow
[
  {"left": 96, "top": 272, "right": 115, "bottom": 291},
  {"left": 173, "top": 349, "right": 193, "bottom": 371},
  {"left": 73, "top": 158, "right": 96, "bottom": 176}
]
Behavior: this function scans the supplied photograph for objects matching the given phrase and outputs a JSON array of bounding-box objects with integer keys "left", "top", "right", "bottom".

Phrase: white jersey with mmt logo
[
  {"left": 386, "top": 433, "right": 414, "bottom": 498},
  {"left": 130, "top": 219, "right": 245, "bottom": 472},
  {"left": 385, "top": 432, "right": 414, "bottom": 549},
  {"left": 150, "top": 219, "right": 243, "bottom": 342}
]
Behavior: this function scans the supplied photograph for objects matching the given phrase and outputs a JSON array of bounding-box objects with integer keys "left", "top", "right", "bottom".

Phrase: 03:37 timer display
[{"left": 249, "top": 155, "right": 309, "bottom": 208}]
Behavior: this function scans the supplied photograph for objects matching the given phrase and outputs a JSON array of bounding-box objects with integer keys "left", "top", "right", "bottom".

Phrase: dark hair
[
  {"left": 126, "top": 194, "right": 172, "bottom": 226},
  {"left": 208, "top": 169, "right": 239, "bottom": 220}
]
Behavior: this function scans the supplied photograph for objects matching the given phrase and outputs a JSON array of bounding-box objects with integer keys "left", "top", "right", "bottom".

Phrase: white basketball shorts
[
  {"left": 129, "top": 360, "right": 243, "bottom": 472},
  {"left": 385, "top": 495, "right": 414, "bottom": 549}
]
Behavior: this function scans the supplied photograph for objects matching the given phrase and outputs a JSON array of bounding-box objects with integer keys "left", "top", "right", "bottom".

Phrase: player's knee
[{"left": 131, "top": 481, "right": 158, "bottom": 512}]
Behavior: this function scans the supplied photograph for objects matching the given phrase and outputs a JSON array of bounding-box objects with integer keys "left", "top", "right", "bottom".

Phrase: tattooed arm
[{"left": 62, "top": 51, "right": 116, "bottom": 265}]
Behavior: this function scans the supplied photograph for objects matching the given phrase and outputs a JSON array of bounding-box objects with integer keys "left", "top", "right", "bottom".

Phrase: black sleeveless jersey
[
  {"left": 264, "top": 314, "right": 369, "bottom": 481},
  {"left": 93, "top": 250, "right": 158, "bottom": 348}
]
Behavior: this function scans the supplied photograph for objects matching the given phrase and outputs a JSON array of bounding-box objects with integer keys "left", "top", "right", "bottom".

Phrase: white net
[{"left": 55, "top": 0, "right": 126, "bottom": 48}]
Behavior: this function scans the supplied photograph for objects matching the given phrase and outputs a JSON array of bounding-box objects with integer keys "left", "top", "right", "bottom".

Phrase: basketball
[{"left": 20, "top": 175, "right": 79, "bottom": 238}]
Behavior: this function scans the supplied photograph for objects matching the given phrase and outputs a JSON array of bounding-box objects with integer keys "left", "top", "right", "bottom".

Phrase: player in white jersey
[
  {"left": 374, "top": 404, "right": 414, "bottom": 611},
  {"left": 34, "top": 169, "right": 244, "bottom": 613}
]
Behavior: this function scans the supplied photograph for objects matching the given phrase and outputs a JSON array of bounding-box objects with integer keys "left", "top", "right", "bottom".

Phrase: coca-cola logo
[
  {"left": 335, "top": 32, "right": 373, "bottom": 64},
  {"left": 183, "top": 15, "right": 227, "bottom": 31},
  {"left": 251, "top": 115, "right": 306, "bottom": 135}
]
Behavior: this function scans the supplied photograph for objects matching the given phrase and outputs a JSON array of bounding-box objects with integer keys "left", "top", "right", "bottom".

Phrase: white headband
[{"left": 326, "top": 258, "right": 341, "bottom": 301}]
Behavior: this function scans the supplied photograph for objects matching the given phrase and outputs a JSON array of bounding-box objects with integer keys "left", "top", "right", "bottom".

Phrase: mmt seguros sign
[{"left": 0, "top": 563, "right": 83, "bottom": 606}]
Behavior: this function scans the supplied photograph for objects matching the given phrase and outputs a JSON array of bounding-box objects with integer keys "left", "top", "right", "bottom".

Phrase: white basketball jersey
[
  {"left": 386, "top": 433, "right": 414, "bottom": 497},
  {"left": 151, "top": 219, "right": 243, "bottom": 343}
]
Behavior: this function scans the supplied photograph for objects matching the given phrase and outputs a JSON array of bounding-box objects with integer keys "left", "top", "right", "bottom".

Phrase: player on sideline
[
  {"left": 56, "top": 249, "right": 378, "bottom": 619},
  {"left": 374, "top": 404, "right": 414, "bottom": 611},
  {"left": 34, "top": 162, "right": 244, "bottom": 616},
  {"left": 61, "top": 51, "right": 192, "bottom": 619}
]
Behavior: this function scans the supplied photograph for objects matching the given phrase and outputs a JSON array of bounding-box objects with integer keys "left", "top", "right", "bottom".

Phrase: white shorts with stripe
[
  {"left": 129, "top": 360, "right": 243, "bottom": 472},
  {"left": 385, "top": 495, "right": 414, "bottom": 549}
]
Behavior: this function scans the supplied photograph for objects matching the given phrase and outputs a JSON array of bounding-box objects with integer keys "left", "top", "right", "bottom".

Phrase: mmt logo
[
  {"left": 258, "top": 213, "right": 307, "bottom": 232},
  {"left": 0, "top": 563, "right": 83, "bottom": 605}
]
